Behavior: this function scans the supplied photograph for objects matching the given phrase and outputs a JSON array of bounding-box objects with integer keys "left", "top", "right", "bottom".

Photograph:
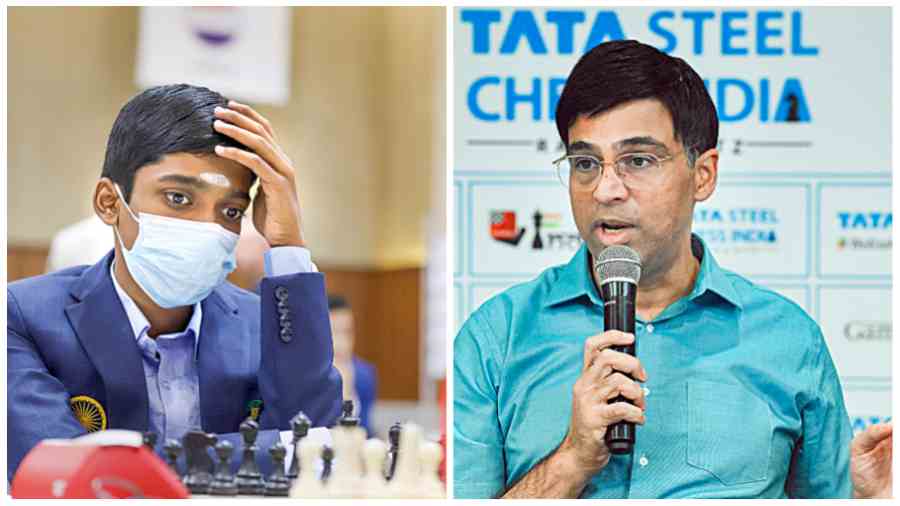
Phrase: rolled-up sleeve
[
  {"left": 453, "top": 309, "right": 507, "bottom": 498},
  {"left": 785, "top": 327, "right": 853, "bottom": 498}
]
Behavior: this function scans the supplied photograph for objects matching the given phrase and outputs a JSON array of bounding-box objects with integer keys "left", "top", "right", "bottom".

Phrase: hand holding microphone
[
  {"left": 559, "top": 246, "right": 646, "bottom": 478},
  {"left": 559, "top": 330, "right": 647, "bottom": 475}
]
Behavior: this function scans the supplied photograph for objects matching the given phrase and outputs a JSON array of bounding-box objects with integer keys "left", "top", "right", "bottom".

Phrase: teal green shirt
[{"left": 454, "top": 235, "right": 851, "bottom": 498}]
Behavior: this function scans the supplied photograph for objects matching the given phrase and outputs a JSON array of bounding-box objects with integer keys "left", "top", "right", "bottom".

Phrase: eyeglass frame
[{"left": 552, "top": 149, "right": 687, "bottom": 191}]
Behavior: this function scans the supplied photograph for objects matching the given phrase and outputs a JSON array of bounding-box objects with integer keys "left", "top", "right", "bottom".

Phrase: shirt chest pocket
[{"left": 686, "top": 380, "right": 772, "bottom": 486}]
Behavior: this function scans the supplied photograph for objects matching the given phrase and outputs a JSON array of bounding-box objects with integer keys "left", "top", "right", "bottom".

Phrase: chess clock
[{"left": 10, "top": 430, "right": 188, "bottom": 498}]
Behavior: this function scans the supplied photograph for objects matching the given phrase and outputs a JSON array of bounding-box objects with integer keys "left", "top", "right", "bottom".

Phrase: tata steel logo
[
  {"left": 490, "top": 210, "right": 580, "bottom": 250},
  {"left": 836, "top": 212, "right": 892, "bottom": 251},
  {"left": 844, "top": 321, "right": 891, "bottom": 341},
  {"left": 693, "top": 207, "right": 780, "bottom": 254}
]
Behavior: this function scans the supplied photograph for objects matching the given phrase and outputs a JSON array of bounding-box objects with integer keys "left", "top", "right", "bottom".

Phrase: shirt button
[
  {"left": 646, "top": 324, "right": 655, "bottom": 333},
  {"left": 643, "top": 387, "right": 650, "bottom": 397},
  {"left": 639, "top": 455, "right": 649, "bottom": 467}
]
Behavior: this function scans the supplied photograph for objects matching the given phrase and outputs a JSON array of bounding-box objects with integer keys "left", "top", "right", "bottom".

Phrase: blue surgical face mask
[{"left": 113, "top": 184, "right": 239, "bottom": 308}]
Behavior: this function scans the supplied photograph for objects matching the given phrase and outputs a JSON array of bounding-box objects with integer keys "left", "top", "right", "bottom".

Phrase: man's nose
[{"left": 592, "top": 165, "right": 629, "bottom": 204}]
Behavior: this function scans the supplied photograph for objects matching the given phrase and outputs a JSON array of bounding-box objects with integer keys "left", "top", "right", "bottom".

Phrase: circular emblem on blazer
[{"left": 69, "top": 395, "right": 107, "bottom": 432}]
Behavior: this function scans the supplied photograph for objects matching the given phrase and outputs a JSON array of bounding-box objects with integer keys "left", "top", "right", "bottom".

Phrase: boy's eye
[
  {"left": 165, "top": 192, "right": 191, "bottom": 206},
  {"left": 223, "top": 207, "right": 245, "bottom": 221}
]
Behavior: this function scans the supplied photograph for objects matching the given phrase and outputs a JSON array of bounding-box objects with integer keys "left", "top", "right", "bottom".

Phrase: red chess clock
[{"left": 11, "top": 430, "right": 188, "bottom": 498}]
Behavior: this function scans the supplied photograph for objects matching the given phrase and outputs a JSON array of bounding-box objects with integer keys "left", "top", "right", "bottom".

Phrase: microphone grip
[{"left": 600, "top": 282, "right": 636, "bottom": 455}]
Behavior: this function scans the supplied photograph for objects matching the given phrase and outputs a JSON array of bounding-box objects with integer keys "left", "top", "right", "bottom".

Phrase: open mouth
[{"left": 597, "top": 220, "right": 634, "bottom": 232}]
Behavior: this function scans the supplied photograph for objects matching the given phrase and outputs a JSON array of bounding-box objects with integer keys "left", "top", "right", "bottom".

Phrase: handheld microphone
[{"left": 594, "top": 245, "right": 642, "bottom": 455}]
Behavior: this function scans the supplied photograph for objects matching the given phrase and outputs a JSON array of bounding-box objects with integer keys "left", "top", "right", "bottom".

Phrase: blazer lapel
[{"left": 64, "top": 251, "right": 149, "bottom": 431}]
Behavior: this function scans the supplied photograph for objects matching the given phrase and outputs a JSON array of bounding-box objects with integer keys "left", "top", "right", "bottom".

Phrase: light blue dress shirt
[
  {"left": 454, "top": 235, "right": 852, "bottom": 498},
  {"left": 110, "top": 247, "right": 315, "bottom": 445}
]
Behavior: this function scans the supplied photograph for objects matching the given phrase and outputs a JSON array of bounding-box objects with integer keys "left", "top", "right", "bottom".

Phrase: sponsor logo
[
  {"left": 462, "top": 9, "right": 816, "bottom": 125},
  {"left": 490, "top": 209, "right": 581, "bottom": 250},
  {"left": 693, "top": 207, "right": 780, "bottom": 254},
  {"left": 187, "top": 7, "right": 239, "bottom": 47},
  {"left": 836, "top": 211, "right": 892, "bottom": 251},
  {"left": 844, "top": 321, "right": 891, "bottom": 341}
]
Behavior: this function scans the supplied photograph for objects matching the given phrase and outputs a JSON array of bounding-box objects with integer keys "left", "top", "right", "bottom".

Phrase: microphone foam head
[{"left": 594, "top": 245, "right": 642, "bottom": 285}]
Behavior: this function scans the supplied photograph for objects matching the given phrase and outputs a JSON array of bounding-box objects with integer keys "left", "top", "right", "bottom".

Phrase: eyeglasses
[{"left": 553, "top": 151, "right": 682, "bottom": 191}]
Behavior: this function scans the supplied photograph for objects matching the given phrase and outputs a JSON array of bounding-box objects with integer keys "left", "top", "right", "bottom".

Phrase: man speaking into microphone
[{"left": 453, "top": 40, "right": 891, "bottom": 499}]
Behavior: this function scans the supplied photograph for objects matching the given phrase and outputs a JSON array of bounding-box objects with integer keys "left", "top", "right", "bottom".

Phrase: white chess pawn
[
  {"left": 324, "top": 426, "right": 365, "bottom": 498},
  {"left": 418, "top": 441, "right": 445, "bottom": 498},
  {"left": 289, "top": 438, "right": 325, "bottom": 498},
  {"left": 385, "top": 422, "right": 422, "bottom": 498},
  {"left": 361, "top": 438, "right": 389, "bottom": 498}
]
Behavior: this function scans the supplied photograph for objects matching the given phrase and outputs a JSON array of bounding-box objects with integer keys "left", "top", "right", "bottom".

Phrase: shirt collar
[
  {"left": 109, "top": 260, "right": 202, "bottom": 355},
  {"left": 686, "top": 234, "right": 743, "bottom": 310},
  {"left": 543, "top": 234, "right": 742, "bottom": 310}
]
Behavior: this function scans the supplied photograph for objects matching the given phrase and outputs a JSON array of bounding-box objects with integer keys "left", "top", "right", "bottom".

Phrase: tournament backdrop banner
[
  {"left": 453, "top": 7, "right": 891, "bottom": 435},
  {"left": 136, "top": 6, "right": 292, "bottom": 105}
]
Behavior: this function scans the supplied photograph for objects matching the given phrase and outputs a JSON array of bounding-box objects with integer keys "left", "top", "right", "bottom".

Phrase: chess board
[{"left": 169, "top": 411, "right": 445, "bottom": 499}]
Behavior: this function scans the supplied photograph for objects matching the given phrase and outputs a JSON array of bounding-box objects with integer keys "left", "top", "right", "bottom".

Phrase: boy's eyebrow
[{"left": 156, "top": 174, "right": 251, "bottom": 202}]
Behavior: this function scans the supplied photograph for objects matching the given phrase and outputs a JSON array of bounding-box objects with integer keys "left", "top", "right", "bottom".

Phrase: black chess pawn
[
  {"left": 384, "top": 422, "right": 401, "bottom": 480},
  {"left": 338, "top": 400, "right": 360, "bottom": 427},
  {"left": 209, "top": 440, "right": 238, "bottom": 496},
  {"left": 181, "top": 430, "right": 217, "bottom": 495},
  {"left": 288, "top": 411, "right": 311, "bottom": 481},
  {"left": 320, "top": 445, "right": 334, "bottom": 483},
  {"left": 235, "top": 418, "right": 266, "bottom": 495},
  {"left": 163, "top": 439, "right": 183, "bottom": 478},
  {"left": 143, "top": 431, "right": 158, "bottom": 450},
  {"left": 264, "top": 442, "right": 290, "bottom": 496}
]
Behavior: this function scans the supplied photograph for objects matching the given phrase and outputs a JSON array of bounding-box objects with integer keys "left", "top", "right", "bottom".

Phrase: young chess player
[{"left": 8, "top": 84, "right": 343, "bottom": 479}]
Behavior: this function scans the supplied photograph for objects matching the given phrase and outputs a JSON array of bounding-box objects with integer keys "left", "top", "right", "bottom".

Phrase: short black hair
[
  {"left": 555, "top": 40, "right": 717, "bottom": 166},
  {"left": 101, "top": 83, "right": 252, "bottom": 202},
  {"left": 328, "top": 295, "right": 350, "bottom": 311}
]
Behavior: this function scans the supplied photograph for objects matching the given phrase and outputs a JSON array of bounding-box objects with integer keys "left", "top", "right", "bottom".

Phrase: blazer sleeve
[
  {"left": 256, "top": 273, "right": 342, "bottom": 430},
  {"left": 7, "top": 290, "right": 87, "bottom": 481}
]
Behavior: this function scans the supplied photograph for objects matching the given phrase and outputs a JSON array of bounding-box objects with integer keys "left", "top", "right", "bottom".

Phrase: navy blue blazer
[{"left": 7, "top": 250, "right": 343, "bottom": 480}]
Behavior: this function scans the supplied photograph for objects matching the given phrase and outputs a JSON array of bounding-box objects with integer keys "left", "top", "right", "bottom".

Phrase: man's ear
[
  {"left": 94, "top": 178, "right": 121, "bottom": 226},
  {"left": 692, "top": 148, "right": 718, "bottom": 203}
]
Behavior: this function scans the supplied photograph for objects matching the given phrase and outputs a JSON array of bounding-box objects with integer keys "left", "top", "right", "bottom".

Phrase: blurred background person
[{"left": 329, "top": 295, "right": 377, "bottom": 436}]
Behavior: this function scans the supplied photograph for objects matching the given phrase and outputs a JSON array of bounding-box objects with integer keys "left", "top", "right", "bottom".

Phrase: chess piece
[
  {"left": 386, "top": 423, "right": 422, "bottom": 498},
  {"left": 325, "top": 424, "right": 365, "bottom": 497},
  {"left": 163, "top": 439, "right": 183, "bottom": 478},
  {"left": 384, "top": 422, "right": 401, "bottom": 480},
  {"left": 264, "top": 442, "right": 291, "bottom": 496},
  {"left": 289, "top": 438, "right": 326, "bottom": 498},
  {"left": 320, "top": 445, "right": 334, "bottom": 483},
  {"left": 419, "top": 441, "right": 445, "bottom": 498},
  {"left": 181, "top": 430, "right": 217, "bottom": 495},
  {"left": 338, "top": 399, "right": 360, "bottom": 427},
  {"left": 209, "top": 440, "right": 238, "bottom": 496},
  {"left": 361, "top": 438, "right": 389, "bottom": 498},
  {"left": 235, "top": 418, "right": 265, "bottom": 495},
  {"left": 288, "top": 411, "right": 311, "bottom": 481},
  {"left": 142, "top": 431, "right": 158, "bottom": 450}
]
